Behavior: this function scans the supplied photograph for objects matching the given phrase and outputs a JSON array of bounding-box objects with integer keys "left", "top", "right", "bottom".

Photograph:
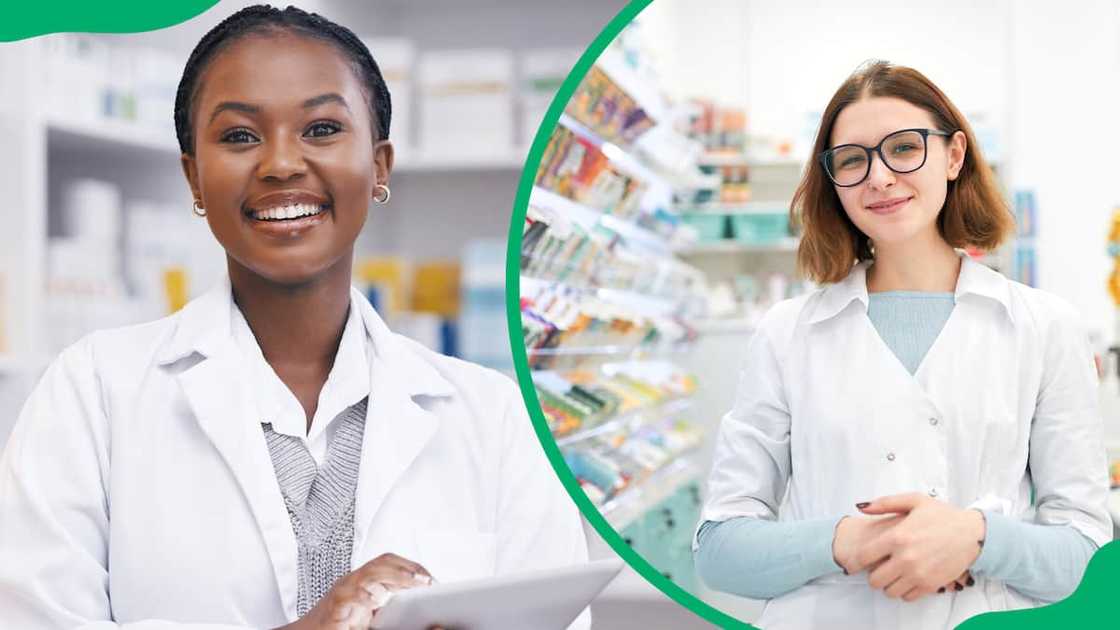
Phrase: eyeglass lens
[{"left": 826, "top": 130, "right": 927, "bottom": 186}]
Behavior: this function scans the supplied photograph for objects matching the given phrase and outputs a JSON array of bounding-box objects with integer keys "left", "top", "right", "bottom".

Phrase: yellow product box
[
  {"left": 357, "top": 257, "right": 409, "bottom": 316},
  {"left": 411, "top": 261, "right": 460, "bottom": 317}
]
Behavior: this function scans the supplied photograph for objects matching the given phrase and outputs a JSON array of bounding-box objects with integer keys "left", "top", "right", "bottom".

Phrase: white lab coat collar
[
  {"left": 153, "top": 273, "right": 455, "bottom": 618},
  {"left": 807, "top": 250, "right": 1014, "bottom": 325},
  {"left": 155, "top": 273, "right": 455, "bottom": 399}
]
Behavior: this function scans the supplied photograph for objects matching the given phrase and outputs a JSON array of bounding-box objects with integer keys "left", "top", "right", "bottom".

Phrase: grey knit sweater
[{"left": 262, "top": 397, "right": 369, "bottom": 616}]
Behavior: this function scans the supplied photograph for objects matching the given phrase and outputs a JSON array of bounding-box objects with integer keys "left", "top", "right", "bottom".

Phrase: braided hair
[{"left": 173, "top": 4, "right": 391, "bottom": 156}]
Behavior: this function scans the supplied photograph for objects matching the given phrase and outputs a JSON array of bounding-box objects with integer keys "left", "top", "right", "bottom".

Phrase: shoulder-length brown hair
[{"left": 792, "top": 60, "right": 1014, "bottom": 284}]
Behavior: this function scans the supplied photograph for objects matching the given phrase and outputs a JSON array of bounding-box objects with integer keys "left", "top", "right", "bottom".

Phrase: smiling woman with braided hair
[{"left": 0, "top": 6, "right": 588, "bottom": 630}]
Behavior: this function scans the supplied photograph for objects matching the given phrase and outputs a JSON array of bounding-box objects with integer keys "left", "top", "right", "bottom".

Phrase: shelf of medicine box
[
  {"left": 519, "top": 249, "right": 706, "bottom": 308},
  {"left": 692, "top": 317, "right": 759, "bottom": 335},
  {"left": 526, "top": 341, "right": 697, "bottom": 373},
  {"left": 391, "top": 146, "right": 531, "bottom": 172},
  {"left": 598, "top": 456, "right": 703, "bottom": 531},
  {"left": 530, "top": 186, "right": 676, "bottom": 256},
  {"left": 593, "top": 45, "right": 669, "bottom": 126},
  {"left": 698, "top": 153, "right": 804, "bottom": 168},
  {"left": 559, "top": 102, "right": 711, "bottom": 194},
  {"left": 47, "top": 116, "right": 182, "bottom": 161},
  {"left": 520, "top": 275, "right": 687, "bottom": 320},
  {"left": 679, "top": 201, "right": 793, "bottom": 215},
  {"left": 523, "top": 320, "right": 699, "bottom": 370},
  {"left": 552, "top": 396, "right": 694, "bottom": 447},
  {"left": 557, "top": 113, "right": 673, "bottom": 195},
  {"left": 675, "top": 237, "right": 800, "bottom": 256}
]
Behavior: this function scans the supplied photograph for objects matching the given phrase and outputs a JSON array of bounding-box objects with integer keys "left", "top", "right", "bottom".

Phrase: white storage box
[{"left": 419, "top": 49, "right": 514, "bottom": 157}]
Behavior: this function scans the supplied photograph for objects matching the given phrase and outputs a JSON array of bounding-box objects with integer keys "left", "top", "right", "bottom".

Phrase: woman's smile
[
  {"left": 866, "top": 195, "right": 912, "bottom": 216},
  {"left": 244, "top": 189, "right": 333, "bottom": 238}
]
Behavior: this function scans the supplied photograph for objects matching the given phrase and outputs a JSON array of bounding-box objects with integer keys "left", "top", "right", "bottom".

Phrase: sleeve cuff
[
  {"left": 970, "top": 508, "right": 1007, "bottom": 576},
  {"left": 806, "top": 516, "right": 847, "bottom": 576}
]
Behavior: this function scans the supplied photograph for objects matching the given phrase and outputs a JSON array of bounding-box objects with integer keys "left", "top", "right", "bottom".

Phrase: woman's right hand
[
  {"left": 834, "top": 517, "right": 977, "bottom": 599},
  {"left": 276, "top": 553, "right": 434, "bottom": 630},
  {"left": 832, "top": 514, "right": 905, "bottom": 575}
]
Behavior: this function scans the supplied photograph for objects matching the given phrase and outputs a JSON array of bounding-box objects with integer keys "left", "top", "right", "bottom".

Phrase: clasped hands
[{"left": 831, "top": 493, "right": 987, "bottom": 602}]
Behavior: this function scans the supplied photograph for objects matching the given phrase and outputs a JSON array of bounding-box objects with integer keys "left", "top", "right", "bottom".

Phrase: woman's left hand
[{"left": 852, "top": 493, "right": 986, "bottom": 601}]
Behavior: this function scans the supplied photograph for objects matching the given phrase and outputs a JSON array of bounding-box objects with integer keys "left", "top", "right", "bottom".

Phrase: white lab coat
[
  {"left": 699, "top": 253, "right": 1112, "bottom": 630},
  {"left": 0, "top": 277, "right": 589, "bottom": 629}
]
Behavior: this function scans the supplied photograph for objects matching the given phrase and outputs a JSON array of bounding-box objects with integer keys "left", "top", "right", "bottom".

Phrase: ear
[
  {"left": 373, "top": 139, "right": 395, "bottom": 189},
  {"left": 946, "top": 130, "right": 967, "bottom": 181},
  {"left": 180, "top": 152, "right": 203, "bottom": 205}
]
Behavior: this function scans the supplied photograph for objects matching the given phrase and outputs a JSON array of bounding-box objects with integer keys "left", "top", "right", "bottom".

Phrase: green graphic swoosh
[{"left": 1, "top": 1, "right": 219, "bottom": 42}]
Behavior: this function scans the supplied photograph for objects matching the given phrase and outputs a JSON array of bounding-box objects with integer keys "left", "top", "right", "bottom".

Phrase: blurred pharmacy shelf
[
  {"left": 521, "top": 275, "right": 681, "bottom": 319},
  {"left": 555, "top": 397, "right": 693, "bottom": 447},
  {"left": 530, "top": 186, "right": 674, "bottom": 255},
  {"left": 692, "top": 318, "right": 756, "bottom": 335},
  {"left": 521, "top": 36, "right": 713, "bottom": 596},
  {"left": 594, "top": 47, "right": 668, "bottom": 125},
  {"left": 394, "top": 148, "right": 530, "bottom": 172},
  {"left": 676, "top": 237, "right": 800, "bottom": 256},
  {"left": 600, "top": 456, "right": 701, "bottom": 530},
  {"left": 47, "top": 117, "right": 180, "bottom": 157}
]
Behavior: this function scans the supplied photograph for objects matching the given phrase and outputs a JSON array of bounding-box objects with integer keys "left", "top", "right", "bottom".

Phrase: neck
[
  {"left": 867, "top": 232, "right": 960, "bottom": 294},
  {"left": 229, "top": 258, "right": 353, "bottom": 369}
]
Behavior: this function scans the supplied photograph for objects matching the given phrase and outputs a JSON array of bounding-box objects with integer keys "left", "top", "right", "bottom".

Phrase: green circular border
[{"left": 503, "top": 1, "right": 1120, "bottom": 628}]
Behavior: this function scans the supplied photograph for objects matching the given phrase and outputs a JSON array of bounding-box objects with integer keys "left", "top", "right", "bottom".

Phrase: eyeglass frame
[{"left": 818, "top": 127, "right": 958, "bottom": 188}]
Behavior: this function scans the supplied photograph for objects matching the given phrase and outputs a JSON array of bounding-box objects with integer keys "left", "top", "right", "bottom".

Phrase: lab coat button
[
  {"left": 886, "top": 452, "right": 896, "bottom": 461},
  {"left": 929, "top": 488, "right": 939, "bottom": 497},
  {"left": 929, "top": 417, "right": 939, "bottom": 426}
]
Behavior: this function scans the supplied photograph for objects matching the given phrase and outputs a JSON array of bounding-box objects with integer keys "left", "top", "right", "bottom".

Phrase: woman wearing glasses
[{"left": 693, "top": 61, "right": 1111, "bottom": 629}]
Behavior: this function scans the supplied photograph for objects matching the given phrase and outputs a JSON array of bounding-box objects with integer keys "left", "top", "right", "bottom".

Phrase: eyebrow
[
  {"left": 207, "top": 93, "right": 350, "bottom": 124},
  {"left": 302, "top": 92, "right": 351, "bottom": 111},
  {"left": 209, "top": 101, "right": 260, "bottom": 124}
]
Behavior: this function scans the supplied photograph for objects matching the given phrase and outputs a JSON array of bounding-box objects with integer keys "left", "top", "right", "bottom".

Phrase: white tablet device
[{"left": 370, "top": 558, "right": 624, "bottom": 630}]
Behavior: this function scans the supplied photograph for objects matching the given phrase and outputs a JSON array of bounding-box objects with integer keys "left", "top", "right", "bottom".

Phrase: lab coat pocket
[{"left": 413, "top": 529, "right": 498, "bottom": 584}]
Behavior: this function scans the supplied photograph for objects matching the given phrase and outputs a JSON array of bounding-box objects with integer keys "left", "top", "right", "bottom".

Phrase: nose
[
  {"left": 257, "top": 133, "right": 306, "bottom": 182},
  {"left": 865, "top": 151, "right": 895, "bottom": 190}
]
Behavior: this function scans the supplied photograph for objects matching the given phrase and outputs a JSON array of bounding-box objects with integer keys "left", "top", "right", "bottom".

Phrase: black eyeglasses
[{"left": 819, "top": 128, "right": 956, "bottom": 187}]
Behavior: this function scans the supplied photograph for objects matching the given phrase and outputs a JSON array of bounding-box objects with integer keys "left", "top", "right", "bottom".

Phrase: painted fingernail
[
  {"left": 856, "top": 502, "right": 871, "bottom": 509},
  {"left": 955, "top": 583, "right": 963, "bottom": 591},
  {"left": 938, "top": 587, "right": 946, "bottom": 593},
  {"left": 967, "top": 577, "right": 975, "bottom": 587}
]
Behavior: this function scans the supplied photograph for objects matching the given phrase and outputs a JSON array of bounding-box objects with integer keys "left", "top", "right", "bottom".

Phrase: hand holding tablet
[{"left": 371, "top": 558, "right": 624, "bottom": 630}]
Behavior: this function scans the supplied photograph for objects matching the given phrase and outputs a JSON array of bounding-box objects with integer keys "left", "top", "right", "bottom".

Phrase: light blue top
[{"left": 694, "top": 292, "right": 1098, "bottom": 602}]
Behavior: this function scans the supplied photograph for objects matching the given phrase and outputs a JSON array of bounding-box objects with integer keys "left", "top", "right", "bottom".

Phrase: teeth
[{"left": 252, "top": 203, "right": 324, "bottom": 221}]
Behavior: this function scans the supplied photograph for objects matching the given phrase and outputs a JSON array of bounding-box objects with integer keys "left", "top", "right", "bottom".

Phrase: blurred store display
[{"left": 519, "top": 22, "right": 716, "bottom": 591}]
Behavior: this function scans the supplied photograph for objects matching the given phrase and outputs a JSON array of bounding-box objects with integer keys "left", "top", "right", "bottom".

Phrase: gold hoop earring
[
  {"left": 373, "top": 184, "right": 391, "bottom": 205},
  {"left": 192, "top": 200, "right": 206, "bottom": 217}
]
